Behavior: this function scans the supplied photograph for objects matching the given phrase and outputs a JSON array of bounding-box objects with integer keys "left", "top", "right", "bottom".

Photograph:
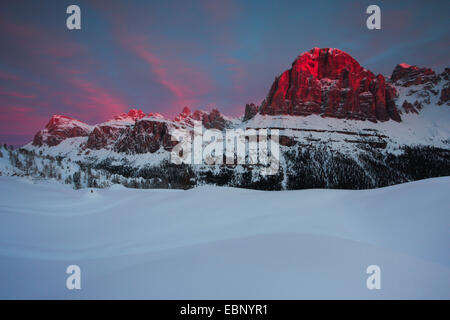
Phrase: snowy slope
[
  {"left": 0, "top": 176, "right": 449, "bottom": 299},
  {"left": 19, "top": 109, "right": 450, "bottom": 171}
]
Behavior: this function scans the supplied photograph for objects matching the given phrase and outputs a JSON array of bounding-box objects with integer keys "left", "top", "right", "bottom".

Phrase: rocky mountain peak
[
  {"left": 390, "top": 63, "right": 437, "bottom": 87},
  {"left": 259, "top": 47, "right": 401, "bottom": 122},
  {"left": 33, "top": 115, "right": 92, "bottom": 147}
]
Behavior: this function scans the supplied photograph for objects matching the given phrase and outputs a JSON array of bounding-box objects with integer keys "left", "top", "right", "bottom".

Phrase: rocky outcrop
[
  {"left": 174, "top": 106, "right": 230, "bottom": 130},
  {"left": 201, "top": 108, "right": 230, "bottom": 130},
  {"left": 438, "top": 69, "right": 450, "bottom": 105},
  {"left": 244, "top": 103, "right": 258, "bottom": 121},
  {"left": 260, "top": 48, "right": 401, "bottom": 122},
  {"left": 124, "top": 109, "right": 146, "bottom": 120},
  {"left": 391, "top": 63, "right": 438, "bottom": 87},
  {"left": 32, "top": 115, "right": 92, "bottom": 147},
  {"left": 440, "top": 86, "right": 450, "bottom": 105},
  {"left": 115, "top": 119, "right": 175, "bottom": 154},
  {"left": 88, "top": 106, "right": 232, "bottom": 154},
  {"left": 86, "top": 109, "right": 146, "bottom": 150},
  {"left": 391, "top": 64, "right": 449, "bottom": 108},
  {"left": 86, "top": 125, "right": 124, "bottom": 150},
  {"left": 401, "top": 100, "right": 420, "bottom": 114}
]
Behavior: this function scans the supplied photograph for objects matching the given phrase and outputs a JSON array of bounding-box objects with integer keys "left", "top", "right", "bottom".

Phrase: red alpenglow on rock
[
  {"left": 260, "top": 47, "right": 401, "bottom": 122},
  {"left": 32, "top": 115, "right": 91, "bottom": 147},
  {"left": 390, "top": 63, "right": 438, "bottom": 87},
  {"left": 86, "top": 109, "right": 146, "bottom": 150}
]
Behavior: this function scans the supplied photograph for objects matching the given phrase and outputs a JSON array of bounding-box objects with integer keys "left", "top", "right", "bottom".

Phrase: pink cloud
[
  {"left": 0, "top": 16, "right": 40, "bottom": 39},
  {"left": 117, "top": 33, "right": 215, "bottom": 115},
  {"left": 0, "top": 14, "right": 87, "bottom": 56},
  {"left": 0, "top": 105, "right": 48, "bottom": 138},
  {"left": 62, "top": 79, "right": 130, "bottom": 121},
  {"left": 38, "top": 45, "right": 89, "bottom": 59},
  {"left": 0, "top": 13, "right": 129, "bottom": 128},
  {"left": 0, "top": 88, "right": 35, "bottom": 99},
  {"left": 0, "top": 71, "right": 20, "bottom": 82},
  {"left": 131, "top": 44, "right": 186, "bottom": 98}
]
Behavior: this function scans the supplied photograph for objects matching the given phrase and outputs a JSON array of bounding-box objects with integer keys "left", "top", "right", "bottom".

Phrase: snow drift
[{"left": 0, "top": 176, "right": 449, "bottom": 299}]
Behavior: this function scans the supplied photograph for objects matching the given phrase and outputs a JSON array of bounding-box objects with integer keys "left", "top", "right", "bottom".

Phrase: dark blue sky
[{"left": 0, "top": 0, "right": 449, "bottom": 145}]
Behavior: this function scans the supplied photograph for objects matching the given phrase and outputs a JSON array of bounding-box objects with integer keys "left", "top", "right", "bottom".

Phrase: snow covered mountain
[{"left": 1, "top": 48, "right": 449, "bottom": 190}]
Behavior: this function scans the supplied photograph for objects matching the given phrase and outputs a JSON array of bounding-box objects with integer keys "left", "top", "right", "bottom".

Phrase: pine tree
[
  {"left": 73, "top": 171, "right": 81, "bottom": 189},
  {"left": 65, "top": 175, "right": 73, "bottom": 185}
]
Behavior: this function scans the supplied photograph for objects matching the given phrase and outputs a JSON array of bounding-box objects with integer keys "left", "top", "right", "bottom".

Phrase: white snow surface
[
  {"left": 0, "top": 176, "right": 449, "bottom": 299},
  {"left": 243, "top": 102, "right": 450, "bottom": 152}
]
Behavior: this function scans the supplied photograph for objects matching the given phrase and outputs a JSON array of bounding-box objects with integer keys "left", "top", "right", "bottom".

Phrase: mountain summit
[{"left": 260, "top": 48, "right": 400, "bottom": 122}]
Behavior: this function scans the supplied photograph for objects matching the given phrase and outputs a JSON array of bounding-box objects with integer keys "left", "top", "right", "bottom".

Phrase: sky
[{"left": 0, "top": 0, "right": 449, "bottom": 146}]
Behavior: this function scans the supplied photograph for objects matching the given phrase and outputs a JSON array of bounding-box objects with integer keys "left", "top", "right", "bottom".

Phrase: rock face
[
  {"left": 244, "top": 103, "right": 258, "bottom": 121},
  {"left": 439, "top": 68, "right": 450, "bottom": 105},
  {"left": 115, "top": 119, "right": 174, "bottom": 154},
  {"left": 174, "top": 106, "right": 230, "bottom": 130},
  {"left": 260, "top": 48, "right": 401, "bottom": 122},
  {"left": 32, "top": 106, "right": 232, "bottom": 152},
  {"left": 440, "top": 86, "right": 450, "bottom": 105},
  {"left": 88, "top": 107, "right": 232, "bottom": 154},
  {"left": 90, "top": 108, "right": 178, "bottom": 154},
  {"left": 124, "top": 109, "right": 146, "bottom": 120},
  {"left": 401, "top": 100, "right": 420, "bottom": 114},
  {"left": 390, "top": 63, "right": 438, "bottom": 87},
  {"left": 86, "top": 109, "right": 146, "bottom": 150},
  {"left": 391, "top": 65, "right": 449, "bottom": 110},
  {"left": 32, "top": 115, "right": 92, "bottom": 147},
  {"left": 201, "top": 108, "right": 229, "bottom": 130},
  {"left": 86, "top": 125, "right": 123, "bottom": 150}
]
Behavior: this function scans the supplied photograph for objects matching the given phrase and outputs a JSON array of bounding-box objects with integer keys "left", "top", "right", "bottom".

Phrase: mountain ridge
[
  {"left": 30, "top": 48, "right": 449, "bottom": 151},
  {"left": 1, "top": 48, "right": 449, "bottom": 190}
]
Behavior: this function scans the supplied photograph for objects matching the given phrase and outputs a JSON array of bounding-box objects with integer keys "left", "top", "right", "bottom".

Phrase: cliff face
[
  {"left": 260, "top": 48, "right": 401, "bottom": 122},
  {"left": 390, "top": 63, "right": 438, "bottom": 87}
]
